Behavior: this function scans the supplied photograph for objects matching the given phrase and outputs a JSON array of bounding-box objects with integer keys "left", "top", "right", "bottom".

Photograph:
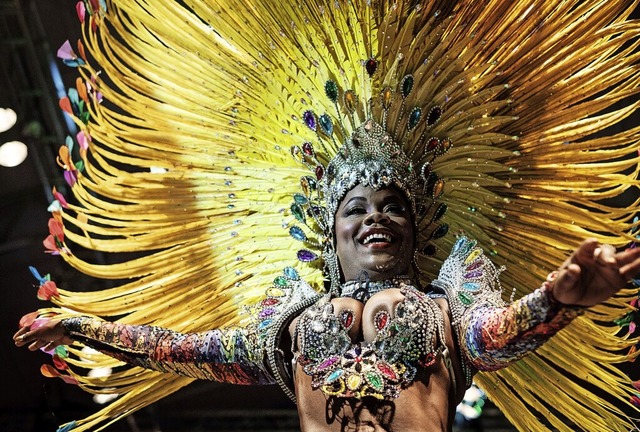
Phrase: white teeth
[{"left": 363, "top": 233, "right": 392, "bottom": 244}]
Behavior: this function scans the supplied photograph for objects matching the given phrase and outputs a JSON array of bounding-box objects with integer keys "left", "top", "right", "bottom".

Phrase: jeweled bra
[{"left": 295, "top": 282, "right": 448, "bottom": 399}]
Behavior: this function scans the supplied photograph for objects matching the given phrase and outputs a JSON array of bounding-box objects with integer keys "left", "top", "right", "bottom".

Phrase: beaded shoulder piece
[
  {"left": 252, "top": 267, "right": 321, "bottom": 402},
  {"left": 431, "top": 236, "right": 505, "bottom": 386}
]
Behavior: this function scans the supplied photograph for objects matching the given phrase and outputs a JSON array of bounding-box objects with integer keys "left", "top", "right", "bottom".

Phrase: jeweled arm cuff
[
  {"left": 61, "top": 316, "right": 275, "bottom": 385},
  {"left": 462, "top": 280, "right": 583, "bottom": 372}
]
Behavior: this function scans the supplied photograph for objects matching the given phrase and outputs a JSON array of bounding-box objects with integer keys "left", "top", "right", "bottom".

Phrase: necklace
[{"left": 340, "top": 275, "right": 413, "bottom": 301}]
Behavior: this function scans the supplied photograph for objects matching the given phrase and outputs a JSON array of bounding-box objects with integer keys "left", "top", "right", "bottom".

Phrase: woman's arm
[
  {"left": 463, "top": 239, "right": 640, "bottom": 371},
  {"left": 14, "top": 316, "right": 275, "bottom": 385}
]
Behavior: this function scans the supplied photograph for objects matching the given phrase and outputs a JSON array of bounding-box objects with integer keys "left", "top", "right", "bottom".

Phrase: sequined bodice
[{"left": 295, "top": 284, "right": 447, "bottom": 399}]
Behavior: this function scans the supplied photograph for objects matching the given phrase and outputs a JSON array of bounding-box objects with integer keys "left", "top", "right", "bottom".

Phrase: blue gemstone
[
  {"left": 462, "top": 282, "right": 481, "bottom": 292},
  {"left": 284, "top": 266, "right": 299, "bottom": 280},
  {"left": 408, "top": 107, "right": 421, "bottom": 130},
  {"left": 258, "top": 319, "right": 273, "bottom": 330},
  {"left": 289, "top": 226, "right": 307, "bottom": 241},
  {"left": 293, "top": 193, "right": 308, "bottom": 204},
  {"left": 326, "top": 369, "right": 344, "bottom": 384},
  {"left": 452, "top": 237, "right": 465, "bottom": 253},
  {"left": 319, "top": 114, "right": 333, "bottom": 135}
]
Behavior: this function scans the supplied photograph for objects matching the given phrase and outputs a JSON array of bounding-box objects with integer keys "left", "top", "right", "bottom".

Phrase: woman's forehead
[{"left": 339, "top": 185, "right": 409, "bottom": 205}]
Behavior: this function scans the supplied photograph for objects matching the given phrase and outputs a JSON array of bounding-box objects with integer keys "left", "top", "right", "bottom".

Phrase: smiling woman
[
  {"left": 10, "top": 1, "right": 640, "bottom": 431},
  {"left": 335, "top": 185, "right": 415, "bottom": 283}
]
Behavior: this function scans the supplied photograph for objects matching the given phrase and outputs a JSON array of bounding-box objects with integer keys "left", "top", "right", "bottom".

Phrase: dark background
[{"left": 0, "top": 1, "right": 636, "bottom": 431}]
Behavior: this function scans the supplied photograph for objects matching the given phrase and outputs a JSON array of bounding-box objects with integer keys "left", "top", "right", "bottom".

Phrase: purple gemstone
[
  {"left": 464, "top": 270, "right": 483, "bottom": 279},
  {"left": 297, "top": 249, "right": 318, "bottom": 262},
  {"left": 303, "top": 110, "right": 317, "bottom": 131},
  {"left": 465, "top": 261, "right": 483, "bottom": 271},
  {"left": 259, "top": 308, "right": 276, "bottom": 319},
  {"left": 317, "top": 356, "right": 339, "bottom": 371}
]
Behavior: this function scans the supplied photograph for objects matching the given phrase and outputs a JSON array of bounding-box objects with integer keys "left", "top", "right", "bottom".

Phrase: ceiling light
[
  {"left": 0, "top": 141, "right": 28, "bottom": 167},
  {"left": 0, "top": 108, "right": 17, "bottom": 133}
]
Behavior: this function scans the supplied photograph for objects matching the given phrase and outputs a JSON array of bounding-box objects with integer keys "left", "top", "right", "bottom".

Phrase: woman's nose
[{"left": 364, "top": 211, "right": 389, "bottom": 225}]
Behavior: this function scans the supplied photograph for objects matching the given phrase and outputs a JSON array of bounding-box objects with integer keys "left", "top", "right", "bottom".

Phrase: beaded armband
[
  {"left": 462, "top": 279, "right": 584, "bottom": 372},
  {"left": 61, "top": 316, "right": 274, "bottom": 384},
  {"left": 251, "top": 266, "right": 321, "bottom": 403}
]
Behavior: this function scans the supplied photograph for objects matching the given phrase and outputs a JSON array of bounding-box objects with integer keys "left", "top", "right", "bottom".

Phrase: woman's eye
[
  {"left": 345, "top": 206, "right": 366, "bottom": 216},
  {"left": 385, "top": 204, "right": 405, "bottom": 214}
]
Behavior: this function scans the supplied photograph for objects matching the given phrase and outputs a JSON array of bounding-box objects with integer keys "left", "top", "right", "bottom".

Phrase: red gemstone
[
  {"left": 377, "top": 363, "right": 397, "bottom": 380},
  {"left": 315, "top": 165, "right": 324, "bottom": 180},
  {"left": 375, "top": 311, "right": 389, "bottom": 331},
  {"left": 420, "top": 353, "right": 436, "bottom": 367},
  {"left": 341, "top": 310, "right": 354, "bottom": 329},
  {"left": 261, "top": 298, "right": 279, "bottom": 307},
  {"left": 365, "top": 58, "right": 378, "bottom": 77},
  {"left": 302, "top": 142, "right": 314, "bottom": 156},
  {"left": 426, "top": 137, "right": 440, "bottom": 152}
]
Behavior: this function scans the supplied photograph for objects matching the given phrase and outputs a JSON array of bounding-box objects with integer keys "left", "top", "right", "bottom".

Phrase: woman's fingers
[
  {"left": 13, "top": 328, "right": 32, "bottom": 347},
  {"left": 13, "top": 326, "right": 28, "bottom": 340},
  {"left": 28, "top": 338, "right": 48, "bottom": 351},
  {"left": 619, "top": 248, "right": 640, "bottom": 280},
  {"left": 594, "top": 244, "right": 617, "bottom": 265}
]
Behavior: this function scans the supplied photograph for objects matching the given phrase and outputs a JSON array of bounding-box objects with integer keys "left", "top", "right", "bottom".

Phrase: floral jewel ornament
[
  {"left": 21, "top": 271, "right": 77, "bottom": 386},
  {"left": 29, "top": 266, "right": 60, "bottom": 301},
  {"left": 289, "top": 66, "right": 452, "bottom": 294}
]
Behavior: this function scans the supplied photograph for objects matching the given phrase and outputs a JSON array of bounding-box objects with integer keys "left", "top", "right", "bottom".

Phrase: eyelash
[
  {"left": 345, "top": 206, "right": 366, "bottom": 216},
  {"left": 344, "top": 204, "right": 405, "bottom": 216}
]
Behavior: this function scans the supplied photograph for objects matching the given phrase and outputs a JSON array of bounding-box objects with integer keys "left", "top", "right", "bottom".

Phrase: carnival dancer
[{"left": 13, "top": 1, "right": 640, "bottom": 431}]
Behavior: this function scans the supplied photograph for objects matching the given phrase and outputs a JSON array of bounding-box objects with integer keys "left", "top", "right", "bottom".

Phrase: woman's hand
[
  {"left": 551, "top": 239, "right": 640, "bottom": 307},
  {"left": 13, "top": 318, "right": 72, "bottom": 352}
]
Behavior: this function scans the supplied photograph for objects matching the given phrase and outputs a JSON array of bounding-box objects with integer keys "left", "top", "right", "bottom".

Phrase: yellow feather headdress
[{"left": 34, "top": 0, "right": 640, "bottom": 430}]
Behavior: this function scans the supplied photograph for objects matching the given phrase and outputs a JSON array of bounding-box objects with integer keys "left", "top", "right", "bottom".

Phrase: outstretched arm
[
  {"left": 14, "top": 316, "right": 275, "bottom": 385},
  {"left": 464, "top": 239, "right": 640, "bottom": 371}
]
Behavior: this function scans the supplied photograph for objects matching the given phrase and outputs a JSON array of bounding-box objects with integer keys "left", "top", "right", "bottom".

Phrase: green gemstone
[
  {"left": 274, "top": 276, "right": 289, "bottom": 287},
  {"left": 325, "top": 80, "right": 338, "bottom": 103},
  {"left": 291, "top": 203, "right": 306, "bottom": 223},
  {"left": 459, "top": 291, "right": 475, "bottom": 305},
  {"left": 401, "top": 75, "right": 414, "bottom": 98},
  {"left": 367, "top": 372, "right": 384, "bottom": 391}
]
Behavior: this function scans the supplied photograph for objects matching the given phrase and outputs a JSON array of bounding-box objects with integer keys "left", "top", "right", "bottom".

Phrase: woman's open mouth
[{"left": 360, "top": 231, "right": 395, "bottom": 248}]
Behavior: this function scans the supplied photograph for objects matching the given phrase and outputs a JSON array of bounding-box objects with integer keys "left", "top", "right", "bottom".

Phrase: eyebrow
[
  {"left": 340, "top": 194, "right": 406, "bottom": 208},
  {"left": 342, "top": 196, "right": 367, "bottom": 206}
]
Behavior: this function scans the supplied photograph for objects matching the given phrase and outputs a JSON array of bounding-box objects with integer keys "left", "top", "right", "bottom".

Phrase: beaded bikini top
[{"left": 296, "top": 283, "right": 448, "bottom": 399}]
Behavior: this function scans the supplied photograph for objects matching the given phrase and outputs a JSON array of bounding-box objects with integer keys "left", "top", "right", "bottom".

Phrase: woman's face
[{"left": 334, "top": 184, "right": 415, "bottom": 282}]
